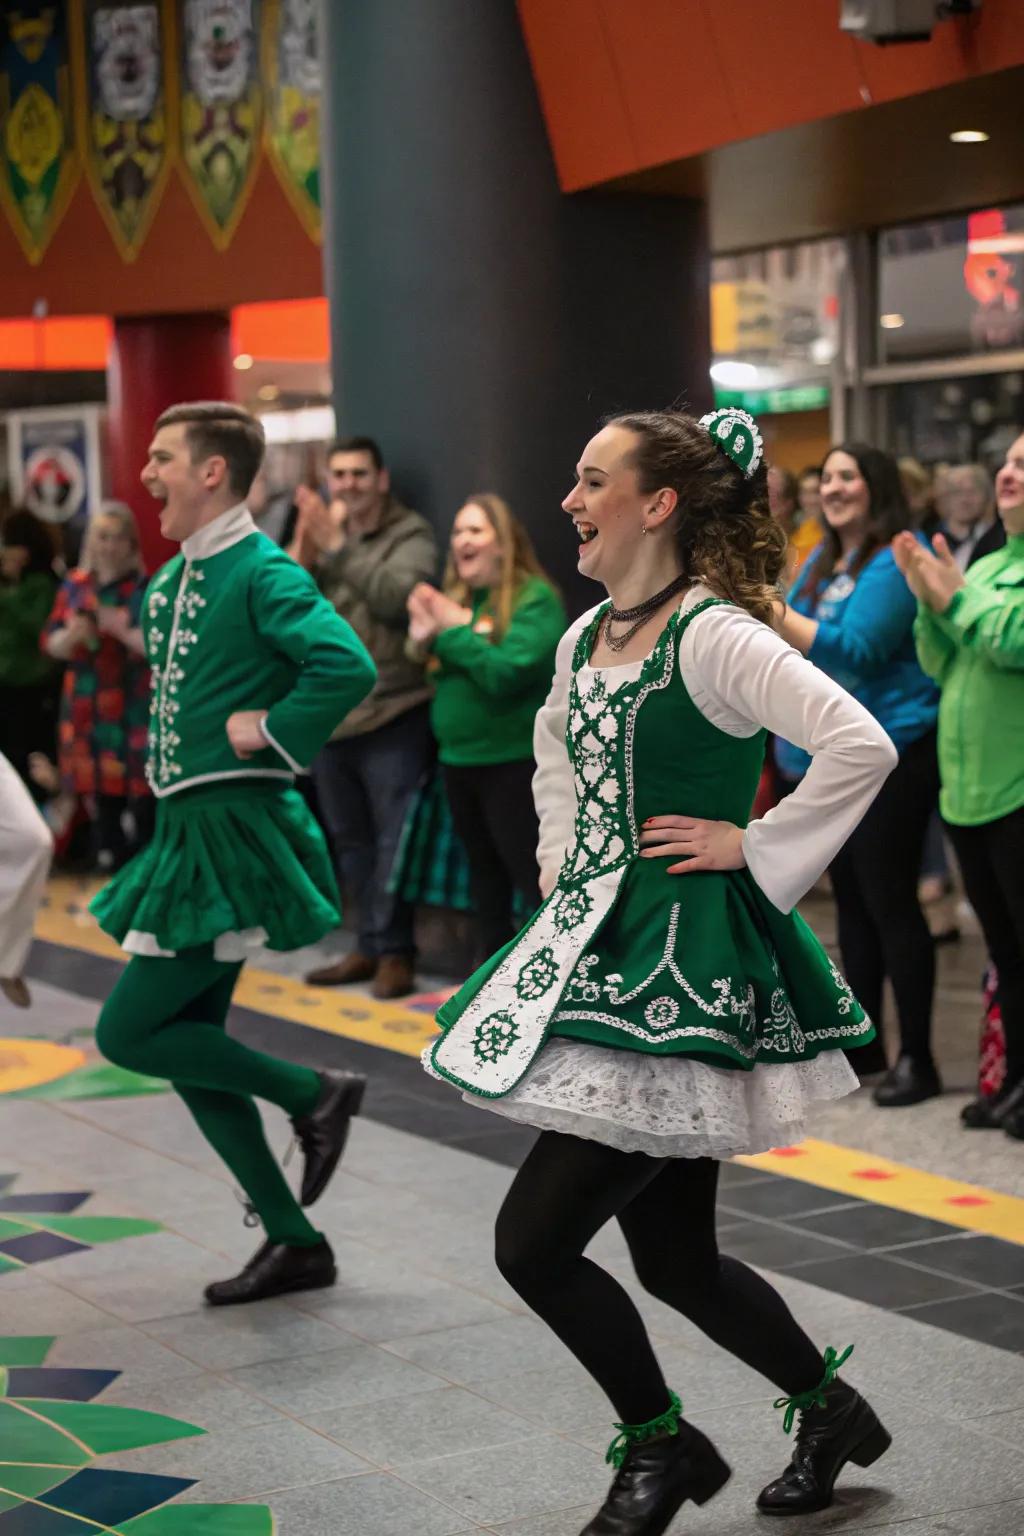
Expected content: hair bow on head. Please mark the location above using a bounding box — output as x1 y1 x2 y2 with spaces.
698 407 764 479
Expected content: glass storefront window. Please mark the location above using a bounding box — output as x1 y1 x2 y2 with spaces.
881 370 1024 470
878 204 1024 362
710 240 845 414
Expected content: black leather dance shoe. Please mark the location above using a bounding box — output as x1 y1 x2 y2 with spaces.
756 1379 891 1515
872 1054 942 1108
580 1421 731 1535
204 1238 337 1305
961 1077 1024 1130
292 1069 367 1206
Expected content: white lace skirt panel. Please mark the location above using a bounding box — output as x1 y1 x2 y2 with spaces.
425 1037 859 1159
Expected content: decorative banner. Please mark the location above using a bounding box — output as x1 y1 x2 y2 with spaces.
179 0 262 249
262 0 320 243
73 0 174 262
7 405 104 560
0 3 78 263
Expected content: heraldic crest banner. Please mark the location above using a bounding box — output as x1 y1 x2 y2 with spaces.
74 0 174 261
179 0 263 248
0 3 78 263
262 0 320 243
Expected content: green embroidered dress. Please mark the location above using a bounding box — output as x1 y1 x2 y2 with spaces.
90 506 377 960
425 592 895 1157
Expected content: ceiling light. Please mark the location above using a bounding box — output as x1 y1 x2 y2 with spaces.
710 360 758 387
233 353 254 370
949 129 989 144
879 313 905 329
258 383 280 401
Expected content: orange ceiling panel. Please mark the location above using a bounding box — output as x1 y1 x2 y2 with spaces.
518 0 1024 192
0 315 112 370
517 0 640 189
231 298 330 363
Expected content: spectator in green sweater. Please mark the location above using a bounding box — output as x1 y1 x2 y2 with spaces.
408 494 565 960
0 509 59 789
894 428 1024 1140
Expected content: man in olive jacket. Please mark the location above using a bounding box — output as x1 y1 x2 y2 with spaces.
289 436 438 997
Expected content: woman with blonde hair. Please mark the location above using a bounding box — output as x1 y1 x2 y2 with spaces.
407 493 565 958
43 501 152 869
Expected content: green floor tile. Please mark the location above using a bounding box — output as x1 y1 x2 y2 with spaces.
34 1400 204 1456
119 1505 273 1535
29 1216 163 1244
0 1401 92 1467
0 1219 33 1242
0 1462 72 1514
0 1338 55 1367
13 1063 169 1101
0 1254 24 1274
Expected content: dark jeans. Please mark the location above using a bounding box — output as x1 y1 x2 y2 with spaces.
94 794 156 869
444 758 542 962
0 681 57 794
830 727 940 1065
946 804 1024 1086
312 704 434 959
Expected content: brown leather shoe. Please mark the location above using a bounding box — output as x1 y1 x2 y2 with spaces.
305 952 377 987
372 954 416 1000
1 977 31 1008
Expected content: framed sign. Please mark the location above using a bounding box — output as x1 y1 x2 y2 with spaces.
7 406 105 552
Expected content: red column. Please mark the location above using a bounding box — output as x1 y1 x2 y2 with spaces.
108 313 233 572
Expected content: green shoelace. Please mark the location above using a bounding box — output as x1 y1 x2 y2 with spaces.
773 1345 854 1436
605 1389 684 1468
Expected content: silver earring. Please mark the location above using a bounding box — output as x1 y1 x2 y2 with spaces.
641 524 648 537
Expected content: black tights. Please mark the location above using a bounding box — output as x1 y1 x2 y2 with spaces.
495 1131 826 1425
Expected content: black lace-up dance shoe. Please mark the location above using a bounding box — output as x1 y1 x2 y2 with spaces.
291 1069 367 1206
204 1238 336 1306
580 1390 731 1535
757 1346 891 1515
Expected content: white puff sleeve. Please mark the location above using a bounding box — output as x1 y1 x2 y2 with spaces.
680 603 898 913
531 606 600 895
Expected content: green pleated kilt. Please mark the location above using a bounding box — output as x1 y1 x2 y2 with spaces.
90 779 341 955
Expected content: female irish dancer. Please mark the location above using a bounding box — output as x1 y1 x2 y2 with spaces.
425 408 896 1535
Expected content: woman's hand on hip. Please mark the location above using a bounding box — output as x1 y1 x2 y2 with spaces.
639 815 747 875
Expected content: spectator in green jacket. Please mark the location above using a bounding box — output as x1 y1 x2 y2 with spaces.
408 494 565 961
0 508 59 789
894 428 1024 1140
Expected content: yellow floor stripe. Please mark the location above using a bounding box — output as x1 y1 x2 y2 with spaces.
35 877 441 1058
33 878 1024 1247
737 1139 1024 1246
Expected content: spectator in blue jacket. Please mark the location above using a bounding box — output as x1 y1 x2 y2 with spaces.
776 444 941 1108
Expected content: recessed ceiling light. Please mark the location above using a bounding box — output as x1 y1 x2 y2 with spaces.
879 313 905 329
258 383 280 401
949 129 989 144
233 353 254 370
710 360 759 387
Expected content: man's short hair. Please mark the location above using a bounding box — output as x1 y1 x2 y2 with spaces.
155 401 266 498
329 435 384 471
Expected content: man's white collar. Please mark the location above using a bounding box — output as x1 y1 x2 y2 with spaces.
181 503 256 562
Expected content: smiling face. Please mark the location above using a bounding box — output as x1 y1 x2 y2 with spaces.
89 514 136 580
995 432 1024 537
562 424 660 586
140 423 220 543
820 449 872 548
327 449 388 523
451 503 502 590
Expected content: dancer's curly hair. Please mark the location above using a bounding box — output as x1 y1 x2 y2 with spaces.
607 410 786 625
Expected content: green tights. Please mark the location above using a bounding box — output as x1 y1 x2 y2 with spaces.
96 948 322 1247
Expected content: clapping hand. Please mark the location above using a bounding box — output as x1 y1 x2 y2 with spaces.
407 583 473 642
96 605 129 638
639 815 747 875
893 531 965 612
